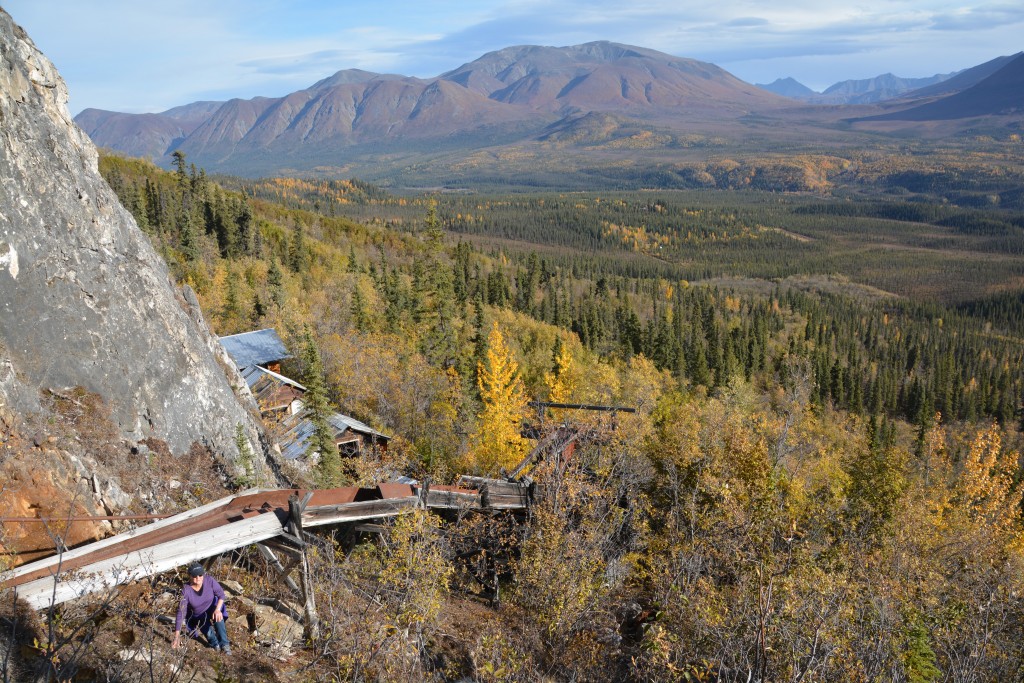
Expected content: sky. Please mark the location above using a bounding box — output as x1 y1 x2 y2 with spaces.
3 1 1022 115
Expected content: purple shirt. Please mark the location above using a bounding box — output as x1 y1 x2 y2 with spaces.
175 576 227 632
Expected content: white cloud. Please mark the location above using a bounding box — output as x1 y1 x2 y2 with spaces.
3 0 1021 113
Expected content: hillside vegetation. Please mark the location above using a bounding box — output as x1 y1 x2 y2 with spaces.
59 153 1024 680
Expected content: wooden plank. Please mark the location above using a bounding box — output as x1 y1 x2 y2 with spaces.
424 490 481 509
301 498 419 527
485 495 529 507
13 512 285 610
508 428 564 479
484 490 530 500
457 476 528 495
275 531 307 549
484 483 530 496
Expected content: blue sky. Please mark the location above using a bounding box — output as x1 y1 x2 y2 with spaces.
4 0 1022 115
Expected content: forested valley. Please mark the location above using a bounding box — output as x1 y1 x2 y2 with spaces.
95 152 1024 681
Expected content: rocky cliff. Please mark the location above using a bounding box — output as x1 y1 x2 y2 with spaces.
0 9 262 460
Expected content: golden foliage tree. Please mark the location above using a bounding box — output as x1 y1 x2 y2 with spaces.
544 337 577 405
955 424 1022 540
469 323 528 474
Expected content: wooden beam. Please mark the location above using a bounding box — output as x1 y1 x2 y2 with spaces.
424 489 482 509
301 498 420 527
261 538 302 557
255 543 302 597
275 531 307 549
289 495 320 641
12 512 285 610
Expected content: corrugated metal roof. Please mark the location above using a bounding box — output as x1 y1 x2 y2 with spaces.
242 365 306 414
219 328 291 369
222 330 390 461
240 365 306 392
279 416 316 460
327 412 387 440
277 410 390 461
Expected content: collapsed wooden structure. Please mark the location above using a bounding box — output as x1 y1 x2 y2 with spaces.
1 477 531 617
1 407 609 637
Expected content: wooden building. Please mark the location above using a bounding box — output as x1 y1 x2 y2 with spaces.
226 330 391 458
219 328 291 373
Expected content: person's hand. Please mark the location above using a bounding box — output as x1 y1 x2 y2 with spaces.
172 633 181 649
212 609 224 622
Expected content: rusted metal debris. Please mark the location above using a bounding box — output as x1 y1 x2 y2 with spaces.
1 476 530 610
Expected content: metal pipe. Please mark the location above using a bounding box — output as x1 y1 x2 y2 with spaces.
528 401 637 413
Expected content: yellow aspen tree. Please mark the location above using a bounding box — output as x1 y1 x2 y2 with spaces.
470 322 528 474
957 424 1023 545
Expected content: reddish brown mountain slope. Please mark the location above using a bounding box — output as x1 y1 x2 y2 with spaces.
441 41 787 114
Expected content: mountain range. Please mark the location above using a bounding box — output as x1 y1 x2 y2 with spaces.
757 72 955 104
76 41 1024 187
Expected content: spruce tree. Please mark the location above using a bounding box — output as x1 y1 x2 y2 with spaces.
301 329 341 487
289 224 308 273
172 150 188 188
267 258 286 309
178 211 200 263
347 245 359 274
234 423 257 488
236 196 254 256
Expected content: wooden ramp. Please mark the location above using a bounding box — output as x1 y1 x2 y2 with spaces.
2 478 530 611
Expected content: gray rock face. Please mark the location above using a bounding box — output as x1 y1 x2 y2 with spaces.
0 10 262 459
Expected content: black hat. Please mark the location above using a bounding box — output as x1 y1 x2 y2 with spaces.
188 564 204 578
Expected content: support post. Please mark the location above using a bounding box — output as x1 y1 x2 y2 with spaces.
288 494 319 641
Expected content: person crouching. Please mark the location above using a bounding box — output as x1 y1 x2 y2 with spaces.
171 563 231 654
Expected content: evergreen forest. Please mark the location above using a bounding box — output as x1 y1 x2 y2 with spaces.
92 152 1024 681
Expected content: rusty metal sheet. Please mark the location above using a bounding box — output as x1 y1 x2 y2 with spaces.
377 483 415 500
308 487 360 506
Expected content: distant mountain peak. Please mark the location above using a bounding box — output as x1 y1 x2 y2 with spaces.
72 42 1024 182
763 70 958 104
309 68 409 90
858 52 1024 122
756 77 816 98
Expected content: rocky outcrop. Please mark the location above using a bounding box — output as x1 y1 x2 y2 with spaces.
0 9 262 460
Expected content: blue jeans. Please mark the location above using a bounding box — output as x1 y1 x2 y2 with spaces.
187 612 229 649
